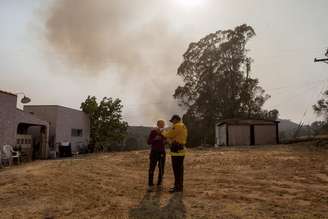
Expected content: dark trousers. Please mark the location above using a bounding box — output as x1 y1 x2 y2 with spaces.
148 151 166 186
171 156 185 191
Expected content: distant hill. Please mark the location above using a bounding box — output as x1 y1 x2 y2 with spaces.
122 126 152 150
278 119 312 140
279 119 299 132
123 120 312 148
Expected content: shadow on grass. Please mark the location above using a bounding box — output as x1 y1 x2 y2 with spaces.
129 191 186 219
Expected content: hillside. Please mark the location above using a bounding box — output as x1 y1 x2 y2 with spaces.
279 119 313 140
279 119 299 132
0 144 328 218
126 121 312 147
123 126 152 150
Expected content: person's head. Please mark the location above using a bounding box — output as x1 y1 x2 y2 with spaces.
169 114 181 124
157 119 165 129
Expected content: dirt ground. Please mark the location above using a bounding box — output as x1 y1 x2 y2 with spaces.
1 143 328 219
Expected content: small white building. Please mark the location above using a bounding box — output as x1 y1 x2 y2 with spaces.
1 90 91 160
215 119 279 146
24 105 90 154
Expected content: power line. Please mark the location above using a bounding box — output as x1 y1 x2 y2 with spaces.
266 79 327 94
298 80 327 125
266 82 324 109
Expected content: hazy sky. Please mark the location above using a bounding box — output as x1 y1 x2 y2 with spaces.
0 0 327 126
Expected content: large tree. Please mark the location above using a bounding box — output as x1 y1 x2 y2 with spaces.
81 96 128 151
174 24 276 146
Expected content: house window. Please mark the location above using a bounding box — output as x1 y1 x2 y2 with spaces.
71 129 83 137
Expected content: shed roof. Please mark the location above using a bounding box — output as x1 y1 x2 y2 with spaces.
0 90 17 96
217 118 279 126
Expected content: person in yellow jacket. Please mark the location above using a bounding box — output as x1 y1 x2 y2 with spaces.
162 114 188 193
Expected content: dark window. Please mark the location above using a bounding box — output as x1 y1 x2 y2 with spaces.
17 139 20 145
71 129 83 137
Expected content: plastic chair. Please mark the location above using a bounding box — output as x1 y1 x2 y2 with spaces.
2 145 21 166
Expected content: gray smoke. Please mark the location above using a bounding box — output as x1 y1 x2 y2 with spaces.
44 0 187 123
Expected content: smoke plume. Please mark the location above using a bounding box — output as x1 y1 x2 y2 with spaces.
44 0 187 124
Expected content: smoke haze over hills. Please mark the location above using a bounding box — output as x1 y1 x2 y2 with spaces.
1 0 328 125
44 0 190 123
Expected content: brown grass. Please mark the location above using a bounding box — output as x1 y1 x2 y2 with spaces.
0 144 328 218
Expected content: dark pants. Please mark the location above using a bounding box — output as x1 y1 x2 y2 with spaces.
171 156 185 191
148 150 166 186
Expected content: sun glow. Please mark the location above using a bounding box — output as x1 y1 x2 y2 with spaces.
175 0 206 8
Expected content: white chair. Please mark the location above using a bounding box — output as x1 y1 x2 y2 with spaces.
2 145 21 166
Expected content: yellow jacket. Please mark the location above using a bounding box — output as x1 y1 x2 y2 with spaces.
163 122 188 156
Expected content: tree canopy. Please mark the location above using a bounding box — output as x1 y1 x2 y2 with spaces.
313 90 328 120
174 24 278 146
81 96 128 151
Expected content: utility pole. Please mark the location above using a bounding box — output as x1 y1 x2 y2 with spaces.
314 48 328 64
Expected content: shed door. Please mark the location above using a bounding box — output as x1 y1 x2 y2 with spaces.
254 125 277 145
216 124 226 146
228 125 250 146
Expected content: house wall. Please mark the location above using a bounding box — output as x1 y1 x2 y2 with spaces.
15 110 49 158
24 106 58 147
0 92 17 146
254 125 277 145
56 107 90 153
228 125 251 146
25 106 90 153
0 92 50 158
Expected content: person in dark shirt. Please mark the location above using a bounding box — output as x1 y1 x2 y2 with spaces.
147 119 166 192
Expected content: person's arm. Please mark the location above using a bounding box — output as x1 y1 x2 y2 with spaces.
162 126 177 140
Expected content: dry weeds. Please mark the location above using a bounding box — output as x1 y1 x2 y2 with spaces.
0 144 328 218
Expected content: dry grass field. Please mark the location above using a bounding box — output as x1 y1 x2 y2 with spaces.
1 143 328 218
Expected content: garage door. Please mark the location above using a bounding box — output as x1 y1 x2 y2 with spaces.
228 125 250 146
254 125 277 145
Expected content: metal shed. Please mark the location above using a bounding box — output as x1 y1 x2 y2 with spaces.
215 119 279 146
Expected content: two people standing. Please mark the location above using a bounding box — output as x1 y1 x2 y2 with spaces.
147 115 188 193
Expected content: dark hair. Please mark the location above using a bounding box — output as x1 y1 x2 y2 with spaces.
169 114 181 122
